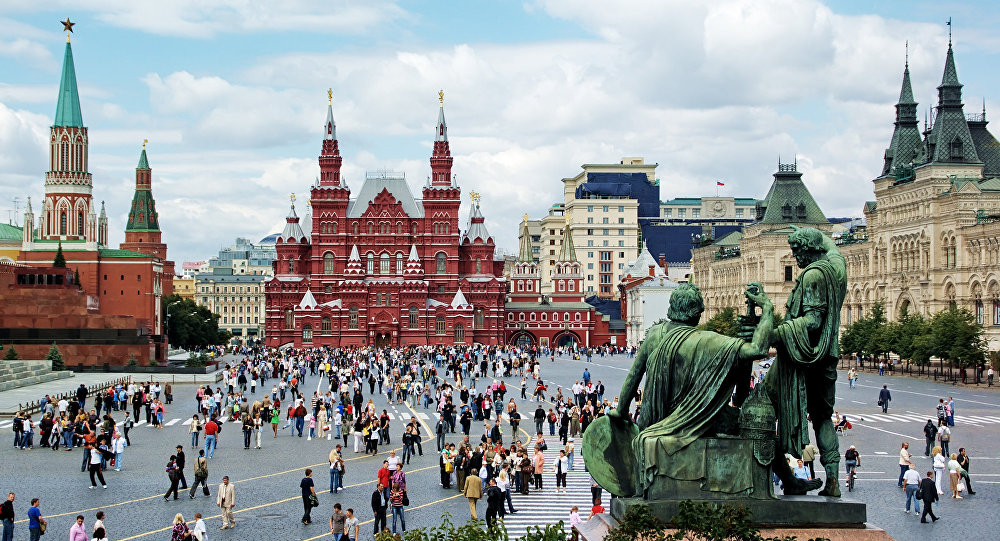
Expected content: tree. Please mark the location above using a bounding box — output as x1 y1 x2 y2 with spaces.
53 242 66 267
46 343 65 370
164 294 228 349
701 307 739 337
73 268 81 288
929 306 986 369
3 345 19 360
892 309 929 366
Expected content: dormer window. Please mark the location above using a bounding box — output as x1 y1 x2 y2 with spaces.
950 137 964 159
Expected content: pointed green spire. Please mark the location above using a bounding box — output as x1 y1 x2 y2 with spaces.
898 63 915 105
53 41 84 127
558 222 577 262
137 147 149 170
940 42 961 89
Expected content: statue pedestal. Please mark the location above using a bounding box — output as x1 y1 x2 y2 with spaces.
611 495 867 529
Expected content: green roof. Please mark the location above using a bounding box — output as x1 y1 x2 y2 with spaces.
125 189 160 232
98 248 149 258
662 198 701 205
137 148 149 170
0 223 23 242
757 165 827 225
713 231 743 246
53 41 84 128
734 198 757 205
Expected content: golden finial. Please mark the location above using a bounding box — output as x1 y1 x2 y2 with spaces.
62 18 75 42
522 213 529 223
290 193 296 205
328 88 332 105
470 191 480 204
438 89 444 106
142 138 148 150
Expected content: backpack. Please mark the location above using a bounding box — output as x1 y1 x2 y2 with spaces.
194 457 208 477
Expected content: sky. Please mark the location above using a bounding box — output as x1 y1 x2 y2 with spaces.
3 0 1000 265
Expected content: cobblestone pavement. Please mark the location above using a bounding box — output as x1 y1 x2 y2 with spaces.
1 353 997 540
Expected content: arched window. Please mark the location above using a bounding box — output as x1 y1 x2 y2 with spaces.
396 253 404 274
288 259 295 273
435 316 446 335
330 222 337 234
60 141 68 170
564 312 570 321
508 313 514 321
436 252 447 274
284 309 294 329
380 253 390 274
302 325 313 343
397 223 403 234
367 223 373 234
530 313 536 321
366 253 374 274
454 324 465 343
324 252 335 274
517 281 523 292
75 143 83 171
575 312 581 321
353 223 359 234
349 307 359 329
412 223 418 235
380 222 389 234
60 211 67 235
409 306 419 329
474 308 484 329
77 211 84 236
568 280 575 291
975 298 985 324
475 258 482 273
558 280 565 292
518 313 525 321
321 317 331 332
552 312 559 322
541 312 547 321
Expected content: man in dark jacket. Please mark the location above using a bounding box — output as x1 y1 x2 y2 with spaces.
957 448 976 495
77 384 88 410
1 492 14 541
923 420 938 456
371 482 387 536
878 385 891 413
918 471 939 523
484 478 504 529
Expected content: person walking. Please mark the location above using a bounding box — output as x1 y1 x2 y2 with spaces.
217 476 236 529
0 492 14 541
189 450 210 498
918 471 939 523
957 448 976 495
484 478 504 529
164 455 181 500
122 412 133 446
389 482 406 534
878 384 891 413
175 445 189 490
463 470 482 520
533 447 545 491
922 421 937 457
947 453 966 499
329 503 346 541
171 513 191 541
344 508 359 541
68 515 87 541
191 513 206 541
111 431 126 471
26 498 45 541
92 511 107 541
203 416 219 459
87 440 107 489
555 449 569 494
902 465 921 514
300 468 316 525
897 442 913 487
189 415 201 448
932 446 946 495
370 482 387 537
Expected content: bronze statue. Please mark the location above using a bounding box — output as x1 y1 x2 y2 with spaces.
584 226 847 504
765 226 847 497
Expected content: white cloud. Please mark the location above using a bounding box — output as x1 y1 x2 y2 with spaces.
0 0 979 265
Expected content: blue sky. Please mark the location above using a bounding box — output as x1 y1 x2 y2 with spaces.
2 0 1000 264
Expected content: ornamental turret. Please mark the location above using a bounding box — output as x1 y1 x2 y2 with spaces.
429 90 453 187
319 89 343 187
881 46 923 177
924 36 980 165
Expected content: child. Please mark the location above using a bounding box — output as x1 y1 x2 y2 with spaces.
569 506 582 541
588 498 605 520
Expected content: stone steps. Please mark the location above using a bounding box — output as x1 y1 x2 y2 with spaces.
0 359 75 392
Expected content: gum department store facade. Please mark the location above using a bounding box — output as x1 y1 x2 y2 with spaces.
693 40 1000 351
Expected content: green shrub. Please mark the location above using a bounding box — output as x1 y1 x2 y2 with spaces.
46 343 65 370
3 346 19 360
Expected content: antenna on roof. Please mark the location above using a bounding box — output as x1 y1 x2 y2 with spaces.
946 17 952 46
905 40 909 67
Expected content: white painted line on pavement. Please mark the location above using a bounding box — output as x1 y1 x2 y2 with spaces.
164 418 180 426
874 451 888 455
854 423 921 440
851 400 866 405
